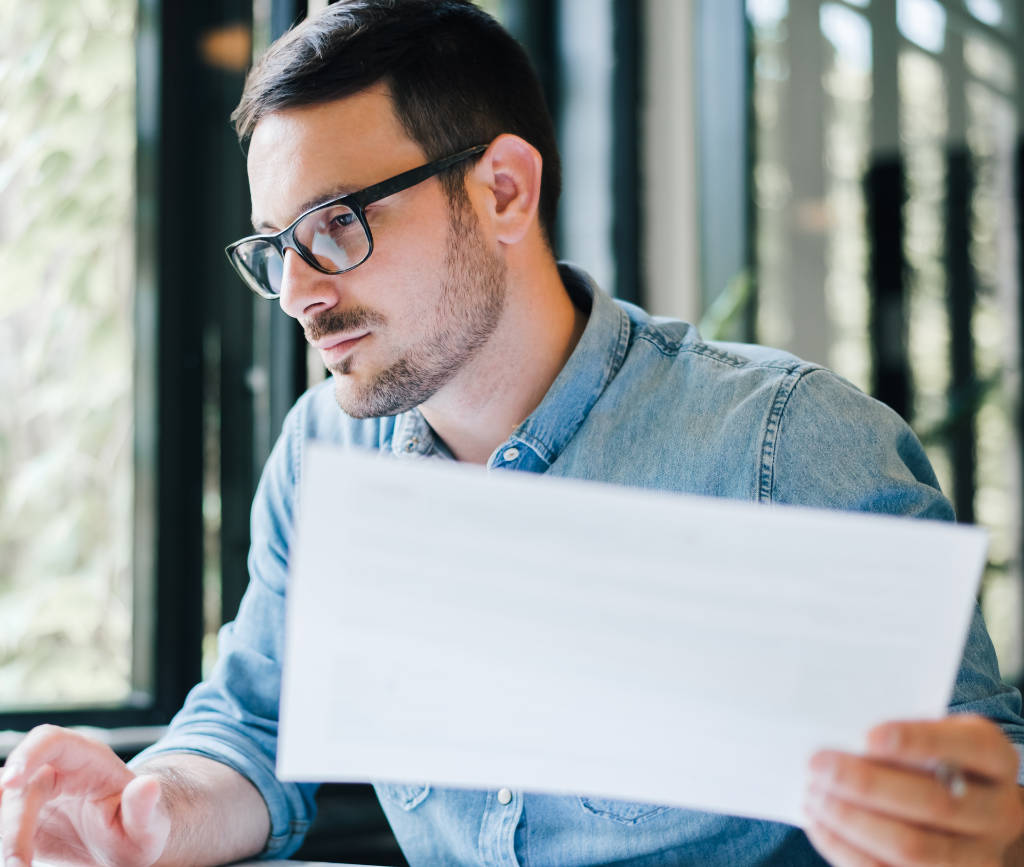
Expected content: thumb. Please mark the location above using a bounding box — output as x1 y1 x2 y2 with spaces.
121 775 170 852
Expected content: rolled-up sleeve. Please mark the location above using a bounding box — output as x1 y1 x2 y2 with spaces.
130 396 318 859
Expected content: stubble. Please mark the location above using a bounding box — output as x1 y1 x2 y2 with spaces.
312 195 507 418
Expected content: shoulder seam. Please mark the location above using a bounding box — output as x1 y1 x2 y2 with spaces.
757 363 823 503
634 330 807 375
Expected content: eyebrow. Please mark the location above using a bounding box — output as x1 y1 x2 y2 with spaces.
250 184 357 233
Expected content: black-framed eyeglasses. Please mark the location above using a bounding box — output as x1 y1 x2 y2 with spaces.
225 144 489 299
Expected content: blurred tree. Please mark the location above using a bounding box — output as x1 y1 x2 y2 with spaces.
0 0 135 707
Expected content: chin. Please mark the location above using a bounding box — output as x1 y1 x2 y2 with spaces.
331 374 366 418
331 375 392 420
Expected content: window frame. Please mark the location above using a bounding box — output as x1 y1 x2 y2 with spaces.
0 0 253 733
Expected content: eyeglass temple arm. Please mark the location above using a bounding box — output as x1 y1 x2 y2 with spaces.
347 144 489 209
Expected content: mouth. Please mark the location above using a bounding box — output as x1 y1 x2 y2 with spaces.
315 331 370 363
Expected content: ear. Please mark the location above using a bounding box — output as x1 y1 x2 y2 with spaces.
472 134 543 246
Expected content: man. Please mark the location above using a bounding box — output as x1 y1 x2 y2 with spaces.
2 1 1024 864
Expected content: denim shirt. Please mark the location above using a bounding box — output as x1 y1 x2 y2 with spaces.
133 264 1024 866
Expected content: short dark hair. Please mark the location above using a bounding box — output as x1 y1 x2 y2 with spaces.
232 0 561 248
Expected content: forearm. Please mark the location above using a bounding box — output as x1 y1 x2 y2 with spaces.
136 754 271 867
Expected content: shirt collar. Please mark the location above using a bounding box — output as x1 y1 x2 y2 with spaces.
391 263 631 469
390 408 451 459
496 263 630 470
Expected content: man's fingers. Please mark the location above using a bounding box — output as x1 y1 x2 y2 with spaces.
2 725 131 795
808 750 1020 836
805 785 997 866
1 763 58 867
867 715 1020 783
804 818 887 867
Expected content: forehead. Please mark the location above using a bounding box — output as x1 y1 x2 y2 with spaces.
246 85 427 230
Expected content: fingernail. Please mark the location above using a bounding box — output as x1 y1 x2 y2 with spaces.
0 763 21 786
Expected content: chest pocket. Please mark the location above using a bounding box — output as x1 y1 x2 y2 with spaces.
378 783 431 811
578 796 671 824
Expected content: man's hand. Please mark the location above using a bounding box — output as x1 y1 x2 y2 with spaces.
0 724 170 867
804 714 1024 866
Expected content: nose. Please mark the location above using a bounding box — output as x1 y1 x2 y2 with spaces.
277 248 341 320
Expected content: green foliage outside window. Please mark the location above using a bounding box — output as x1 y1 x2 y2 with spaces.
0 0 136 707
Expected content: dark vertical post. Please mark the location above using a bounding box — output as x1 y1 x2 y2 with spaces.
610 0 643 306
501 0 562 253
265 0 310 459
502 0 561 133
743 12 757 341
866 0 911 418
943 30 976 524
206 4 260 628
145 0 208 713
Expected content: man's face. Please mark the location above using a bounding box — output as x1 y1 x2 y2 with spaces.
246 86 506 418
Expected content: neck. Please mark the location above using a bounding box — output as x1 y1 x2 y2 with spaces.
419 259 587 464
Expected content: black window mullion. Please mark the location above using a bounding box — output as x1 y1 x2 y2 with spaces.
150 0 206 717
212 3 261 628
500 0 563 255
866 0 911 419
942 25 977 525
610 0 643 307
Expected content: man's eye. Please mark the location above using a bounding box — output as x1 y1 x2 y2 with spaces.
331 212 356 228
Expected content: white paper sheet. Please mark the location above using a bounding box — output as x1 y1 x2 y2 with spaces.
278 444 988 828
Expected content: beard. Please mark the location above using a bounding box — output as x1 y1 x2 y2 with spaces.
303 195 507 419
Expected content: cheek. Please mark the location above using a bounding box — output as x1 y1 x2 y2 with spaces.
353 256 444 343
362 227 451 311
366 194 451 273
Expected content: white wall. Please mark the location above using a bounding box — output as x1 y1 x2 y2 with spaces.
557 0 616 293
642 0 701 324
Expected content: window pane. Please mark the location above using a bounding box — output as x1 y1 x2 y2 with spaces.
750 3 1024 683
966 0 1006 30
897 0 947 55
0 0 137 708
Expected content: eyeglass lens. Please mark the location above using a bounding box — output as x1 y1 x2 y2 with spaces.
235 241 284 297
236 201 370 296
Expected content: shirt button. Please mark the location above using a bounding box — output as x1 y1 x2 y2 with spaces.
502 447 520 462
497 788 513 805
